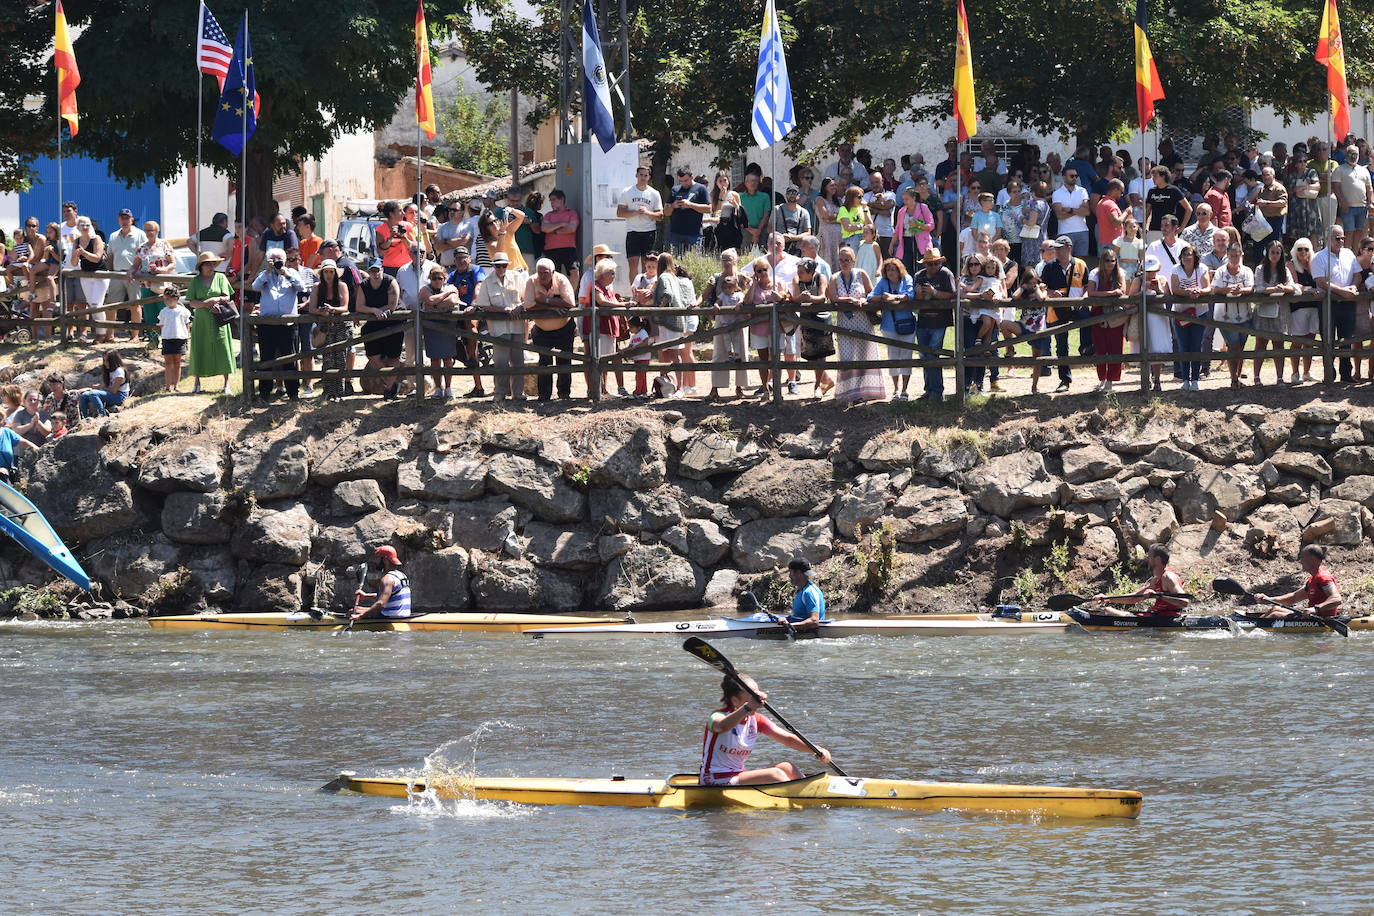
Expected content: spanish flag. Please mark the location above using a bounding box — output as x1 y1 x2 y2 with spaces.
953 0 977 142
415 0 437 140
1316 0 1350 141
54 0 81 137
1134 0 1165 132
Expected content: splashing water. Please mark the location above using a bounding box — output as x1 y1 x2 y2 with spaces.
389 720 531 820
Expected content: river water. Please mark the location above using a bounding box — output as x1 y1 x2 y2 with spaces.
2 617 1370 915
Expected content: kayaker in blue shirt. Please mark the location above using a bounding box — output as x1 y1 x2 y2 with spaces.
351 546 412 621
786 557 828 630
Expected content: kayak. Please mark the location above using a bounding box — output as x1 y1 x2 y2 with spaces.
527 612 1071 639
322 771 1142 819
1067 609 1374 633
0 479 90 591
147 611 629 632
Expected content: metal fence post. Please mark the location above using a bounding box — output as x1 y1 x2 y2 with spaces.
590 300 601 402
1321 283 1334 383
413 305 424 401
952 301 965 404
240 309 252 401
1138 292 1150 393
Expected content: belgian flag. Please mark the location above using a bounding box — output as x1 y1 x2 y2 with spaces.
1134 0 1164 132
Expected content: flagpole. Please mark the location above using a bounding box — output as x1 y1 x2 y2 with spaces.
237 8 250 402
1138 122 1149 392
1324 100 1334 383
954 135 963 403
195 2 204 244
413 117 424 402
56 114 65 345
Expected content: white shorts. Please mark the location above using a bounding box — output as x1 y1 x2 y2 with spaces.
656 330 683 350
1290 307 1320 337
591 332 619 359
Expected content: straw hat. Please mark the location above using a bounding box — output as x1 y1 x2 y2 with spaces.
584 243 618 264
195 251 223 267
920 248 945 264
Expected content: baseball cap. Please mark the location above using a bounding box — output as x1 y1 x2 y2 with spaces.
1054 236 1072 248
367 257 384 270
374 545 400 563
785 185 800 195
117 208 134 217
787 557 812 572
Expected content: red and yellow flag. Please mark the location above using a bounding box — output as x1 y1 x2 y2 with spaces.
54 0 81 136
953 0 977 142
1134 0 1165 132
1316 0 1350 141
414 0 436 140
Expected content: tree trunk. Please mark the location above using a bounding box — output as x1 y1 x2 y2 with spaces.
240 148 279 224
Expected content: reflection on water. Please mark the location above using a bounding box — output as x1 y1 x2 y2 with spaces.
1 621 1372 914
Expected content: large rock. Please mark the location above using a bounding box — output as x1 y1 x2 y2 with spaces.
703 568 740 607
1328 474 1374 508
677 431 765 480
1141 443 1199 473
659 519 731 567
486 453 585 522
135 439 225 493
599 544 704 611
234 564 302 611
1120 493 1179 549
580 419 668 488
1329 445 1374 478
587 486 682 532
914 439 981 482
831 474 894 539
1165 523 1247 573
27 433 140 543
965 452 1059 517
1193 420 1258 465
231 440 309 500
405 546 471 609
890 485 971 544
470 559 585 611
311 427 412 485
397 452 487 501
84 533 181 599
330 479 388 517
1172 467 1266 524
161 491 231 544
1255 420 1291 454
1269 450 1333 485
1102 425 1171 455
524 523 600 569
856 436 915 471
1245 503 1302 554
1059 444 1122 484
1296 403 1349 425
1308 498 1363 545
181 548 236 603
1066 478 1124 504
231 504 315 566
448 497 528 554
778 428 836 458
315 510 401 566
1290 421 1362 451
731 516 834 573
722 459 833 517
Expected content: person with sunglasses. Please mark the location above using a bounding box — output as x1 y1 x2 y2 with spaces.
1051 168 1091 260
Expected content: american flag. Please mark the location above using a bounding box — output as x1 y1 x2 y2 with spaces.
198 2 232 88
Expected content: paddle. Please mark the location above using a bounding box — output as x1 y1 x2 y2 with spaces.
741 590 797 641
345 563 368 632
681 636 847 776
1046 591 1194 612
1212 576 1349 637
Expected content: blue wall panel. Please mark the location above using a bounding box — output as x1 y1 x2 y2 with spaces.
17 156 161 238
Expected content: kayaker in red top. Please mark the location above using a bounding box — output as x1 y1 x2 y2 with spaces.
700 674 830 787
1258 545 1342 618
1092 544 1190 618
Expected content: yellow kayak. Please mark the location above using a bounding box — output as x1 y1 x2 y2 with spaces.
324 771 1142 819
148 611 628 632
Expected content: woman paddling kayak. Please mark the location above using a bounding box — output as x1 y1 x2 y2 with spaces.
700 674 831 786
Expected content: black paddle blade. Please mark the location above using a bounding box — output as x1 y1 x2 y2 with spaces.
1045 593 1085 611
1212 577 1248 597
1325 617 1351 638
682 637 735 676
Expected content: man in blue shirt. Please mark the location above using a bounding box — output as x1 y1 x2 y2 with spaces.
786 557 828 630
251 250 306 401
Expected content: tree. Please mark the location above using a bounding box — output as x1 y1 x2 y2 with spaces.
431 87 510 176
2 0 482 215
0 7 55 190
460 0 1374 172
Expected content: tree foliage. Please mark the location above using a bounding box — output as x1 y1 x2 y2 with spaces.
1 0 488 211
462 0 1374 169
431 87 510 176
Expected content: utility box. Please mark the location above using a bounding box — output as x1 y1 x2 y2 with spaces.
555 141 643 294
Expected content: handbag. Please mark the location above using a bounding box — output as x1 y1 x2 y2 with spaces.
892 312 917 335
311 327 327 348
1241 207 1271 241
211 301 239 327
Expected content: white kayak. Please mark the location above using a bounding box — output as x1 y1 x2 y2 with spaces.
526 612 1071 639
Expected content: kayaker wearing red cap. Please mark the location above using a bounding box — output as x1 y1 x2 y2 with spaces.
350 546 412 621
700 673 831 786
1259 544 1342 618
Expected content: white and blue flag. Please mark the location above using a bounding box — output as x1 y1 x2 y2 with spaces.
581 0 617 153
751 0 795 148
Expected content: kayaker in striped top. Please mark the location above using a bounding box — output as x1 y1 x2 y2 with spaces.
786 557 829 630
1092 544 1190 619
1258 545 1342 619
350 546 412 621
700 674 831 787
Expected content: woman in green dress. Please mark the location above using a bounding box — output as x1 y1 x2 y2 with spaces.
186 251 237 394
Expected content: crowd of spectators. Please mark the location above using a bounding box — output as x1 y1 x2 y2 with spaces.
3 130 1374 406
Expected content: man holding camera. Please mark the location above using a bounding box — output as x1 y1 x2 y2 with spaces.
251 250 306 402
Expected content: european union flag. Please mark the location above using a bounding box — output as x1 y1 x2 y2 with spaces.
211 13 256 156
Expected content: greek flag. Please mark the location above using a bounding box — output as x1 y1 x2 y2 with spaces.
751 0 795 148
581 0 617 153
